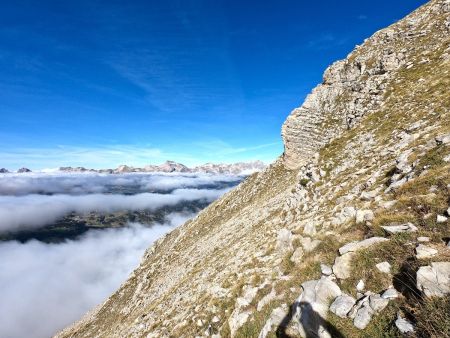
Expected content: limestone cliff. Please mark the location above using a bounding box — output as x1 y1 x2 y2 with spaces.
57 1 450 337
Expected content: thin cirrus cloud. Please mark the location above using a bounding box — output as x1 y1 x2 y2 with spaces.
0 213 191 338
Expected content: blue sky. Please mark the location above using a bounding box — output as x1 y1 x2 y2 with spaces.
0 0 427 169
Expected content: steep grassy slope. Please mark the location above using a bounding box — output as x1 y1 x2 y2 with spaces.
57 1 449 337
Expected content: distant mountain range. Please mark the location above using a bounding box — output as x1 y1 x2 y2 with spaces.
0 160 266 175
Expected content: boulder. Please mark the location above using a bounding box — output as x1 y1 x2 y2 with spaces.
293 277 341 338
355 209 374 224
415 244 438 259
329 294 356 318
338 237 389 255
300 236 321 252
395 314 415 334
258 305 288 338
290 247 304 264
381 288 399 299
320 264 333 276
353 305 373 329
437 215 448 223
435 133 450 145
356 280 365 292
228 310 251 337
257 289 276 311
381 222 418 234
276 229 293 253
368 294 389 313
333 253 354 279
417 262 450 297
376 261 391 274
417 236 430 242
360 190 378 201
303 221 317 236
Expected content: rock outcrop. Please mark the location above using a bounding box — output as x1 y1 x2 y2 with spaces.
56 1 450 337
282 0 449 169
17 167 31 173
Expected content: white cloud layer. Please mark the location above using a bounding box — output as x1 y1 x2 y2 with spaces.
0 213 190 338
0 188 229 233
0 172 241 196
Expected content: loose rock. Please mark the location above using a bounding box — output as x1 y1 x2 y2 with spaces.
339 237 389 255
395 314 415 334
417 262 450 297
381 222 417 234
376 261 391 274
381 288 398 299
333 253 354 279
320 264 333 276
437 215 448 223
356 280 365 292
329 294 356 318
415 244 438 259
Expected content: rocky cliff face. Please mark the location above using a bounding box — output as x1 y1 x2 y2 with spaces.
57 1 450 337
282 0 449 169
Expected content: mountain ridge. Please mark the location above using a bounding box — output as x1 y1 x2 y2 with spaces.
0 161 266 175
56 1 450 337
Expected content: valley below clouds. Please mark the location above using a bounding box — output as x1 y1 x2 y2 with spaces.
0 171 244 338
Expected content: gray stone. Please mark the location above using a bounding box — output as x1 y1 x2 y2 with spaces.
395 314 415 334
381 222 417 234
276 229 293 253
381 288 399 299
415 244 438 259
376 261 391 274
437 215 448 223
329 294 356 318
300 236 322 252
435 133 450 145
356 280 365 291
333 253 354 279
369 294 389 313
353 305 373 329
379 200 397 209
290 247 304 264
228 309 251 337
417 262 450 297
293 277 341 338
360 190 378 201
258 305 288 338
257 290 276 311
343 206 357 218
355 209 374 224
338 237 389 255
417 236 430 242
303 221 317 236
320 264 333 276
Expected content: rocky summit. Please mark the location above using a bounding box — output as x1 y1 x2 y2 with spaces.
58 160 266 175
57 1 450 337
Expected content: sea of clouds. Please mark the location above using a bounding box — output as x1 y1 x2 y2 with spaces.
0 172 241 233
0 172 243 338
